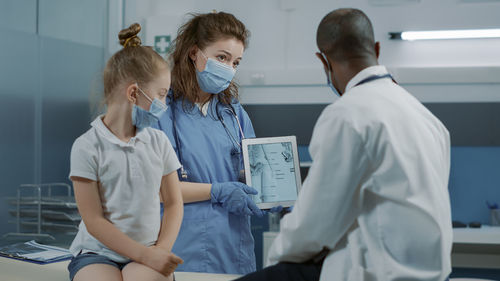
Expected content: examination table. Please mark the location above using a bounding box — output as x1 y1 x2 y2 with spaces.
4 257 495 281
0 258 241 281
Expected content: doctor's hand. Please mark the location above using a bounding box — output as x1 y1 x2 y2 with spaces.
211 182 263 217
140 246 183 276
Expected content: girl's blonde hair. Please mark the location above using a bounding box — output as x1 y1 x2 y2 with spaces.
102 23 168 104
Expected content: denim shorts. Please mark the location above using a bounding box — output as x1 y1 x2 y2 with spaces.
67 252 131 280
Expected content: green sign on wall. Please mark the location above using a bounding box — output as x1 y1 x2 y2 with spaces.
154 35 171 54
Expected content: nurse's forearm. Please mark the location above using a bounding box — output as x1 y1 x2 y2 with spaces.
179 182 211 203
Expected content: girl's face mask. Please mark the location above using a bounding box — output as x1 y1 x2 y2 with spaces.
132 87 167 129
195 51 236 94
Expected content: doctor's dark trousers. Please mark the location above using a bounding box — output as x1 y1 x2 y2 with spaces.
233 260 323 281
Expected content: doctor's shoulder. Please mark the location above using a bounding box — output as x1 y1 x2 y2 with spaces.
316 100 372 137
329 90 382 119
320 97 357 120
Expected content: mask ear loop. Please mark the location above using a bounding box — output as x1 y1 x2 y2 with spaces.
193 50 209 72
321 53 342 97
137 86 154 103
199 50 209 60
320 53 332 80
137 86 168 113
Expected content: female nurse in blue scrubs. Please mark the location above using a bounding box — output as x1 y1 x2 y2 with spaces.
155 12 262 275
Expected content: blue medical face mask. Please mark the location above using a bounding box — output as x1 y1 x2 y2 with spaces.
327 72 341 98
132 87 167 129
321 53 341 97
196 51 236 94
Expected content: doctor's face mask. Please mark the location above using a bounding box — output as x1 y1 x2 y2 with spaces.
321 53 341 97
195 50 237 94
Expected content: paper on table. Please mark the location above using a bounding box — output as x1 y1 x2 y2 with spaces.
0 240 72 264
23 250 67 260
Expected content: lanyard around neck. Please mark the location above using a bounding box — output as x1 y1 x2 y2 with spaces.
354 73 393 88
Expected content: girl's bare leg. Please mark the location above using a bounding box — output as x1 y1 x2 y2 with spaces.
73 264 123 281
122 262 173 281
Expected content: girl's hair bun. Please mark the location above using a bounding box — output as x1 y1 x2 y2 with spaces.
119 23 142 47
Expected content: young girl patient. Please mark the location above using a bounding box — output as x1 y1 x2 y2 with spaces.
67 23 183 281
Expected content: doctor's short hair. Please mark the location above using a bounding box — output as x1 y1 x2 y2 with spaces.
169 11 250 108
316 8 376 62
102 23 169 105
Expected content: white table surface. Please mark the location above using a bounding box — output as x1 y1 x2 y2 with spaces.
451 226 500 269
265 226 500 245
264 227 500 269
0 258 241 281
452 226 500 244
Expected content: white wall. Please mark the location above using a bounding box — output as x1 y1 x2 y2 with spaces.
38 0 108 48
121 0 500 103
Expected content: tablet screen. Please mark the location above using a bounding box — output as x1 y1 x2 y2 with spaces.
247 141 298 204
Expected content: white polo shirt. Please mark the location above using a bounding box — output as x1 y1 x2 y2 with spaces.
69 115 181 262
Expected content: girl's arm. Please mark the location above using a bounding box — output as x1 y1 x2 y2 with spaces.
72 177 148 260
72 177 182 275
156 171 184 251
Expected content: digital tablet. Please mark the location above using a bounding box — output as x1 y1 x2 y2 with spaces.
242 136 302 209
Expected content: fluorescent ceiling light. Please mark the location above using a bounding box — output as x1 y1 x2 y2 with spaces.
369 0 420 6
389 29 500 40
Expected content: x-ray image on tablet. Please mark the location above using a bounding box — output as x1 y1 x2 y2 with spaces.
242 136 301 209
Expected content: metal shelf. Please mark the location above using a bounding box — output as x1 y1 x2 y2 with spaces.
6 197 77 208
3 183 80 241
8 209 80 222
8 220 79 233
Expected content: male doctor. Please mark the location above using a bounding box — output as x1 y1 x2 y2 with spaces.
236 8 452 281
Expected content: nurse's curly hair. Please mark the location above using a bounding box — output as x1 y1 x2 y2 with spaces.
169 11 249 110
102 23 168 104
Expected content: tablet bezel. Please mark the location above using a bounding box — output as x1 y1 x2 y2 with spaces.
242 136 302 209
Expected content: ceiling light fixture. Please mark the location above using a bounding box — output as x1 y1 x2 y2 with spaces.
389 29 500 40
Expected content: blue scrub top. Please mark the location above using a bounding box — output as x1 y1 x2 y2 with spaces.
155 95 256 274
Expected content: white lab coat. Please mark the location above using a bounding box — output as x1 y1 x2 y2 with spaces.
267 65 452 281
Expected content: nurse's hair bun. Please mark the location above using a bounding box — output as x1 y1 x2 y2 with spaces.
119 23 142 47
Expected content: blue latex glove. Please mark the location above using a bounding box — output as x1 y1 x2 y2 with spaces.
211 182 263 217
